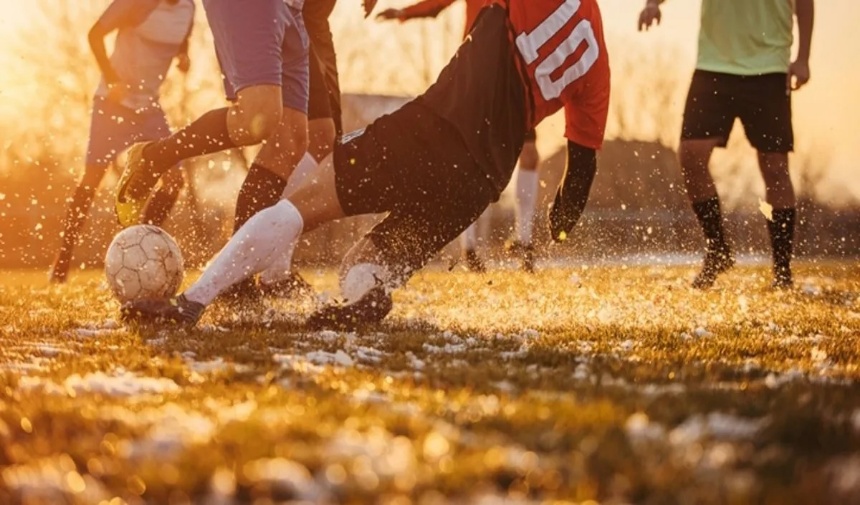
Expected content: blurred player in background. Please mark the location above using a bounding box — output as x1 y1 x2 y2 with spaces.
122 0 610 329
114 0 310 249
639 0 814 289
49 0 194 284
378 0 544 273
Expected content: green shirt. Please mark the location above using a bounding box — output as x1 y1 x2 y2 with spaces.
697 0 795 75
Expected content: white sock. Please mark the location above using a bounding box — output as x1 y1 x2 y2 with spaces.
184 200 304 306
515 169 539 245
460 222 478 251
340 262 390 301
281 152 318 199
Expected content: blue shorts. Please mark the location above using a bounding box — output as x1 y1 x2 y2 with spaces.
204 0 309 114
85 96 171 168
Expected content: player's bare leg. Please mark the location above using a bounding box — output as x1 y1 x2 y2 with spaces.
680 138 735 289
509 139 540 272
758 151 796 288
50 164 109 283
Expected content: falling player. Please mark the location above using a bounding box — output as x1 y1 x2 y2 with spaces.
122 0 610 329
49 0 195 283
378 0 544 272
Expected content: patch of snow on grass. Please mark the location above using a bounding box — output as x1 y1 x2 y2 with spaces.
63 370 180 396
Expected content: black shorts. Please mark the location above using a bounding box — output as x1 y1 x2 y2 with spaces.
681 70 793 153
524 128 537 142
303 0 343 133
334 99 497 276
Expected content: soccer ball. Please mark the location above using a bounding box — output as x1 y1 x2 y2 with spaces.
104 225 184 303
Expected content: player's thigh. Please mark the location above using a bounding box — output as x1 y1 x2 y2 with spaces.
203 0 305 106
307 45 332 123
681 70 738 146
737 73 794 153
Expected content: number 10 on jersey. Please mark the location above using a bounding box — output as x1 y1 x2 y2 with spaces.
515 0 599 101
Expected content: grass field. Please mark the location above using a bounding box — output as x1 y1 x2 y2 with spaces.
1 261 859 504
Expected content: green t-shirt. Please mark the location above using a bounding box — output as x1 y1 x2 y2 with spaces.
697 0 795 75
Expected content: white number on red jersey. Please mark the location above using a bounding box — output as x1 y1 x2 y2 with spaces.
515 0 599 100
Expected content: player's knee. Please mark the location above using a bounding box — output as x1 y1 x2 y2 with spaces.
230 107 283 145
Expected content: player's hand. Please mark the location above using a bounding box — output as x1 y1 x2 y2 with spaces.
376 8 403 21
638 3 662 31
176 53 191 73
363 0 379 18
787 59 810 92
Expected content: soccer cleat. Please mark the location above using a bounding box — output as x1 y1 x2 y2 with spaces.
258 272 314 299
115 142 152 227
121 294 205 326
464 249 486 273
691 245 735 289
507 241 536 273
306 286 393 330
772 266 793 290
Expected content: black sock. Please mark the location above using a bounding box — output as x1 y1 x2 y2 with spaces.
132 108 236 198
692 197 728 252
767 207 796 277
233 163 288 233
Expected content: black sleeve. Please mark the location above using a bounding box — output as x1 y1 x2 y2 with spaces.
548 140 597 242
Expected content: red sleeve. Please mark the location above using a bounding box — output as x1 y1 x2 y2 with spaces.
398 0 459 20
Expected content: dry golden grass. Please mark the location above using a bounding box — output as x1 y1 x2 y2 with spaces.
1 261 859 504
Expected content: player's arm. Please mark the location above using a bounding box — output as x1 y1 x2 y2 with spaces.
176 9 194 74
88 0 157 98
548 141 598 243
377 0 457 22
789 0 814 91
638 0 665 31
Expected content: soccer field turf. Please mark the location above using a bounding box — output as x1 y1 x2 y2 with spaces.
1 262 859 503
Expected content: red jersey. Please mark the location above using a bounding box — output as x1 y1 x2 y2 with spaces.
420 1 609 193
502 0 610 149
397 0 485 38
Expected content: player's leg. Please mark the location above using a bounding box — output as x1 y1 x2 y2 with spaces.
741 73 796 288
52 96 135 283
115 0 296 225
458 224 484 272
510 131 540 272
679 70 738 289
139 108 186 226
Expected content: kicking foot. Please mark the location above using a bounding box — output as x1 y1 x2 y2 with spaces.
306 286 393 331
115 141 153 227
692 246 735 289
121 294 205 326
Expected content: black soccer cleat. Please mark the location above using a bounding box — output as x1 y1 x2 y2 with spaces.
507 240 536 273
121 294 205 326
772 265 793 290
691 245 735 289
305 286 393 331
464 249 486 273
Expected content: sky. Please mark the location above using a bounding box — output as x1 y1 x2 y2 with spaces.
0 0 857 202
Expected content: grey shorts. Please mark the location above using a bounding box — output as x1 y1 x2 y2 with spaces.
203 0 309 114
85 96 171 168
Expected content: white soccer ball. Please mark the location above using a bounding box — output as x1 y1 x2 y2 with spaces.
104 225 184 303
